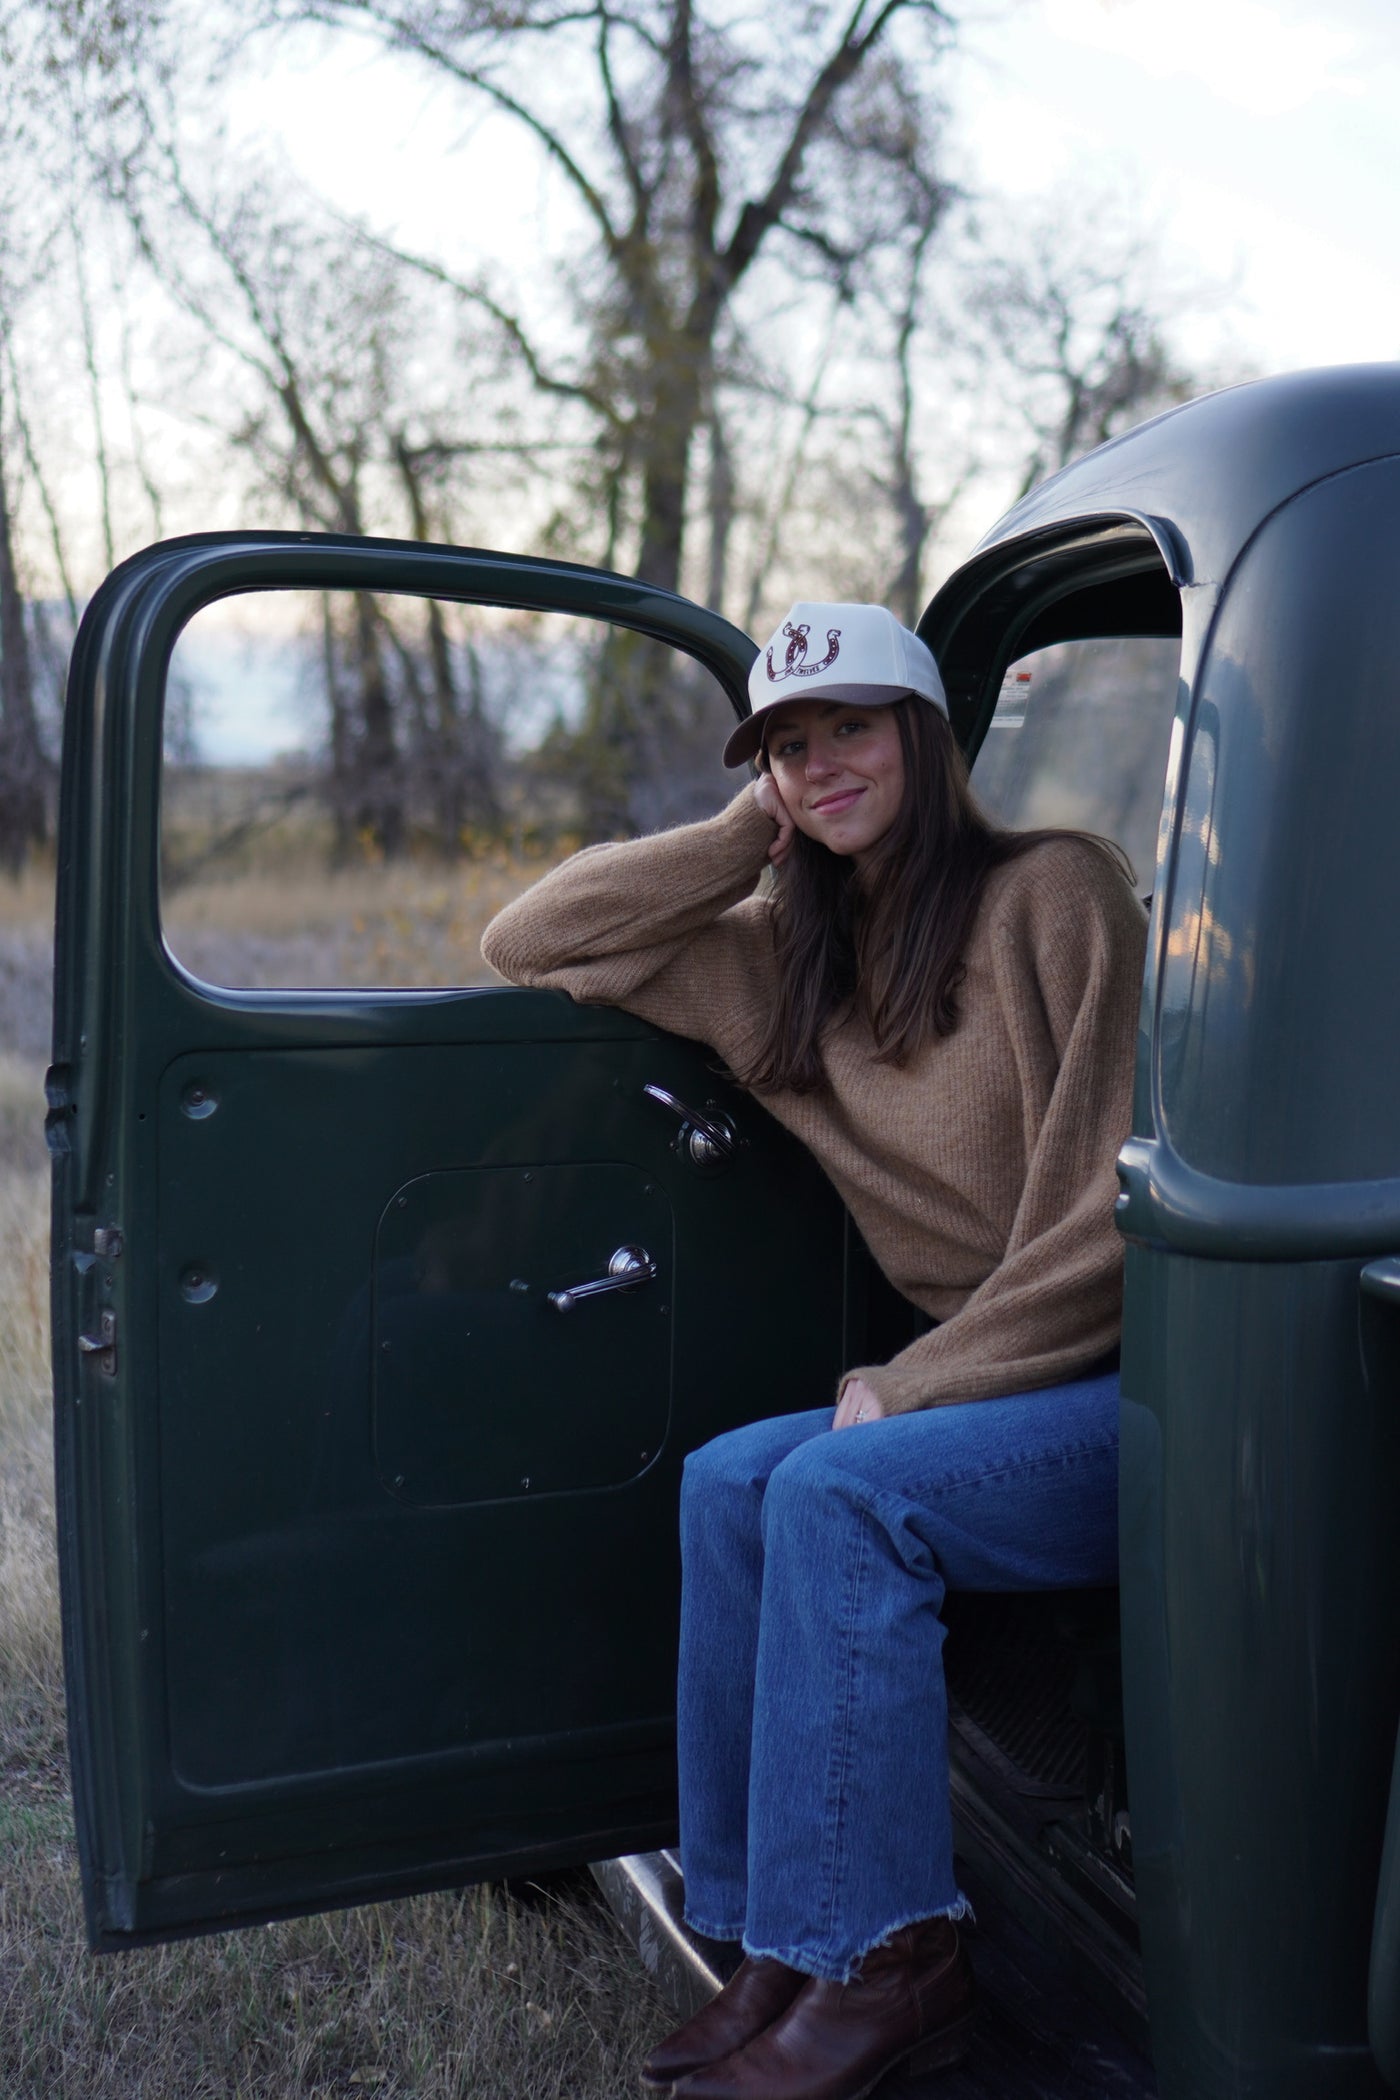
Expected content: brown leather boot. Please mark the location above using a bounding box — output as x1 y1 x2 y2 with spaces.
640 1955 807 2092
668 1917 975 2100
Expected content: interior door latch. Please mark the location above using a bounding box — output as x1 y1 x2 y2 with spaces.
548 1245 657 1313
643 1083 740 1171
78 1308 118 1376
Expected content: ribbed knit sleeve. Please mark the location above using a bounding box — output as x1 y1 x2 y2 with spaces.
839 846 1146 1413
480 786 778 1051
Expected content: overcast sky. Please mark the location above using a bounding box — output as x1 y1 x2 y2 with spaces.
949 0 1400 371
238 0 1400 383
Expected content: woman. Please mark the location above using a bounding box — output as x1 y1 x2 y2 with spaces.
482 601 1146 2100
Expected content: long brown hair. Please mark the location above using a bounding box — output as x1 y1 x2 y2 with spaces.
737 697 1133 1095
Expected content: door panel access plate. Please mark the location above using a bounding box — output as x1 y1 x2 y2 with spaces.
374 1163 672 1506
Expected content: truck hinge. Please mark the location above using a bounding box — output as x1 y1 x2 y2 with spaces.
77 1308 117 1376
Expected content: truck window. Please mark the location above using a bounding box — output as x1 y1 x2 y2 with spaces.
970 634 1181 896
160 590 737 989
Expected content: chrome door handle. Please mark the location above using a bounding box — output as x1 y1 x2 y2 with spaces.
547 1244 657 1313
1360 1257 1400 1305
643 1084 738 1170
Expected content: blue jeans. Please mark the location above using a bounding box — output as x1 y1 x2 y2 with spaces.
676 1374 1120 1981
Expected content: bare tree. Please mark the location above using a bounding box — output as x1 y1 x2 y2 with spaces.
0 1 83 867
0 366 48 870
965 200 1200 500
106 137 515 850
393 435 504 850
859 160 968 627
247 0 955 604
21 2 1213 861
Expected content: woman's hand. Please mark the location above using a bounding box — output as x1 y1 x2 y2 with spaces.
752 772 796 866
832 1377 885 1430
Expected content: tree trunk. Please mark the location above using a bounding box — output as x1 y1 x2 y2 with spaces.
706 408 734 615
351 591 404 856
322 593 355 862
566 338 706 836
394 435 501 849
633 348 705 594
0 413 48 873
888 461 926 630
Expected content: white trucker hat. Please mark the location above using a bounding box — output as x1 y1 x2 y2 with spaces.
724 600 948 768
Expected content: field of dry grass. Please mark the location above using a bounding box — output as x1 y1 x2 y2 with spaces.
163 845 568 991
0 844 564 1058
0 856 676 2100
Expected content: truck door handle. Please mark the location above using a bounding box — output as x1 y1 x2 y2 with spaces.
1360 1257 1400 1305
643 1083 738 1169
547 1245 657 1313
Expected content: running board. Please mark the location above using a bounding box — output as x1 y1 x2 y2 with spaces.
589 1851 739 2023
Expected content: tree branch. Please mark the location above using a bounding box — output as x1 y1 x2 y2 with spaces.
668 0 720 265
2 333 78 622
596 2 647 221
287 0 624 257
68 206 115 572
351 220 623 425
781 219 861 281
722 0 946 291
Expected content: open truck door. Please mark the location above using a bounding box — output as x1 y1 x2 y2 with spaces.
50 536 855 1947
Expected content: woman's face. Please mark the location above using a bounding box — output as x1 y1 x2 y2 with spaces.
763 700 905 867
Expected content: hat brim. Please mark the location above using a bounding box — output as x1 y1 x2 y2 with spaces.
722 685 913 769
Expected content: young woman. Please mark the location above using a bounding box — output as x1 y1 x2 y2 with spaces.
482 601 1147 2100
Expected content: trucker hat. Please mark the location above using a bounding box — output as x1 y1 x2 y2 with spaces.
723 601 948 768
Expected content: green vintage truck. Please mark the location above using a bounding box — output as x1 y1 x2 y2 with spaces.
49 364 1400 2098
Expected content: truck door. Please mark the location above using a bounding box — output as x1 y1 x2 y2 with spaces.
52 534 852 1947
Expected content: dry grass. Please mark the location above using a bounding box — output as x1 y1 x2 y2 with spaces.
0 861 56 930
0 1052 50 1172
0 1047 672 2096
163 849 561 990
0 847 566 1079
0 845 565 1019
3 1848 672 2100
0 1159 57 1758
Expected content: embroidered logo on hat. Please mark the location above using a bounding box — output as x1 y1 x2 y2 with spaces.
766 623 842 682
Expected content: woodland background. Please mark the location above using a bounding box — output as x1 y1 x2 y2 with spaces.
0 0 1224 868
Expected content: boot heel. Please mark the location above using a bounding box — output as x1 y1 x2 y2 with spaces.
906 2011 976 2073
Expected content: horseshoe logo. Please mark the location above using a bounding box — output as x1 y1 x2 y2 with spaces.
765 624 842 683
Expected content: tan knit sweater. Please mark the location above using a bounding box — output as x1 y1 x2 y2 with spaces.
482 786 1147 1415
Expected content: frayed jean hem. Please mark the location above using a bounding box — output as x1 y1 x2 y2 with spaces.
738 1893 976 1985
